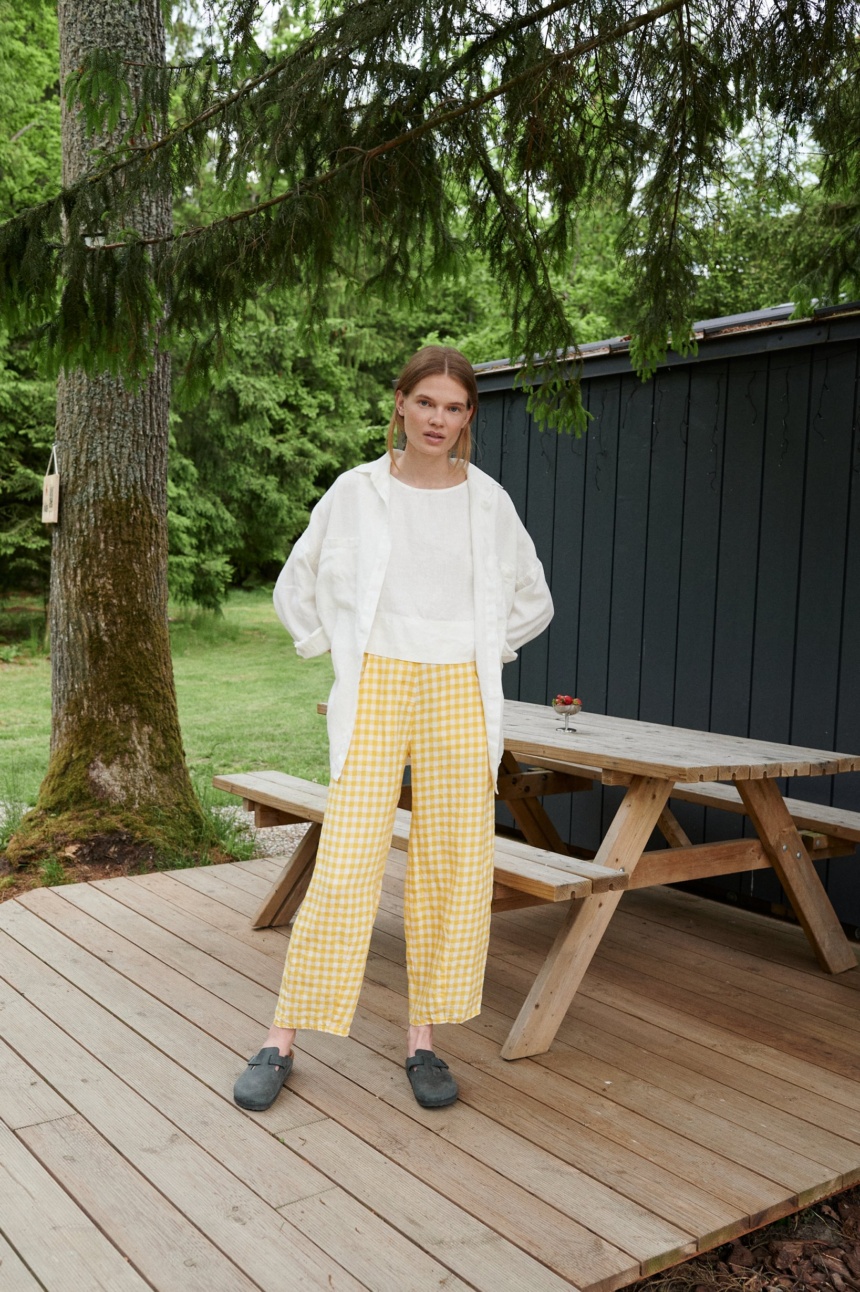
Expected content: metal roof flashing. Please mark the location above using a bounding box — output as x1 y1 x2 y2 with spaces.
473 301 860 389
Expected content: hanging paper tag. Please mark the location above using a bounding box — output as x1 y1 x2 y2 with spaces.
42 445 60 524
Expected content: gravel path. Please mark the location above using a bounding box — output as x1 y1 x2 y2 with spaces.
221 806 310 858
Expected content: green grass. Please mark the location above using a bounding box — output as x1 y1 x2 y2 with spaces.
39 857 69 887
0 587 334 809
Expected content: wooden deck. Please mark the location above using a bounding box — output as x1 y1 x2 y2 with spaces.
1 856 859 1292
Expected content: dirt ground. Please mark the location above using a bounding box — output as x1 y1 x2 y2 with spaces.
0 809 307 901
0 833 159 898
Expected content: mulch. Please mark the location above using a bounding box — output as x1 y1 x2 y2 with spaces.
633 1186 860 1292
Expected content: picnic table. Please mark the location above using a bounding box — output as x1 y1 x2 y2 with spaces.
497 701 860 1058
216 702 860 1061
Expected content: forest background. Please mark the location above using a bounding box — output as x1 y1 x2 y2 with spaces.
0 0 849 615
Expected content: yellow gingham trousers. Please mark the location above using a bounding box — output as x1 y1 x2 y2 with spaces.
273 654 496 1034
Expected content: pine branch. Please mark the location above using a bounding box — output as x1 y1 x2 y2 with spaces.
4 0 860 430
89 0 685 253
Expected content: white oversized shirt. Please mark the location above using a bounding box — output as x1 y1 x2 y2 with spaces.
366 475 475 663
273 452 554 786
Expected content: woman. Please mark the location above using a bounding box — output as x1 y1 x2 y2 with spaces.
233 344 553 1112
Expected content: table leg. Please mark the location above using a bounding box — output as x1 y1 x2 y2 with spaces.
657 806 692 849
498 750 571 855
737 779 857 974
500 775 672 1060
251 822 322 929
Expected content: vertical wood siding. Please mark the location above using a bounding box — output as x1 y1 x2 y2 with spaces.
475 335 860 930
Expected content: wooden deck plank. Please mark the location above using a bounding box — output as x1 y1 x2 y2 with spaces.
279 1188 477 1292
564 990 860 1150
592 943 860 1083
356 878 857 1183
488 929 860 1117
17 890 574 1292
19 1114 260 1292
0 1119 150 1292
5 885 319 1142
474 987 850 1214
12 883 637 1290
170 860 298 917
132 870 294 955
142 867 761 1251
375 865 860 1129
360 862 860 1215
354 968 747 1244
326 1011 698 1268
0 929 364 1292
148 870 727 1262
367 879 860 1149
3 863 859 1292
606 906 860 1032
575 951 860 1115
0 1035 76 1131
358 945 815 1220
54 890 648 1287
535 1044 848 1202
277 1117 577 1292
592 931 860 1060
490 901 860 1082
623 886 860 991
197 860 277 897
0 1036 256 1289
280 1036 641 1292
80 875 290 986
2 898 331 1202
611 896 860 1008
110 868 759 1260
0 1230 44 1292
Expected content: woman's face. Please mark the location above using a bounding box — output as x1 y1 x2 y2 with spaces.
395 373 473 461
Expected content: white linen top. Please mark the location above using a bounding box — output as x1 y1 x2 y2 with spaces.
273 452 554 786
365 475 475 663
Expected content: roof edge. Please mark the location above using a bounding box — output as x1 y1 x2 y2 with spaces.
472 301 860 380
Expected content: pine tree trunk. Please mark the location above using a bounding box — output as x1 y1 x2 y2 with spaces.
10 0 205 861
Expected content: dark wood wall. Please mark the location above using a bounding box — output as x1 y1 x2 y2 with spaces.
474 324 860 930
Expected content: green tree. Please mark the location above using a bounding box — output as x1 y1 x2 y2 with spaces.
3 0 212 869
3 0 860 865
0 325 55 594
0 0 61 596
168 296 376 607
5 0 860 419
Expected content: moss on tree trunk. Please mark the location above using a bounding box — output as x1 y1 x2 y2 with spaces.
8 0 208 866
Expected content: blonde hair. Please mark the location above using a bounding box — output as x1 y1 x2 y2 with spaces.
387 345 478 470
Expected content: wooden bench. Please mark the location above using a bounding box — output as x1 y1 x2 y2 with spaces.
513 754 859 864
212 769 628 929
667 779 860 842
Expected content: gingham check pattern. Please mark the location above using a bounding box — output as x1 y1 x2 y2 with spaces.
273 654 496 1034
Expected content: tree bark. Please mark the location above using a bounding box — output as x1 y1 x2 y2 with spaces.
11 0 204 859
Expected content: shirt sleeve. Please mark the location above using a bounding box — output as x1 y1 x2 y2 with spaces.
504 510 554 658
272 485 336 657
